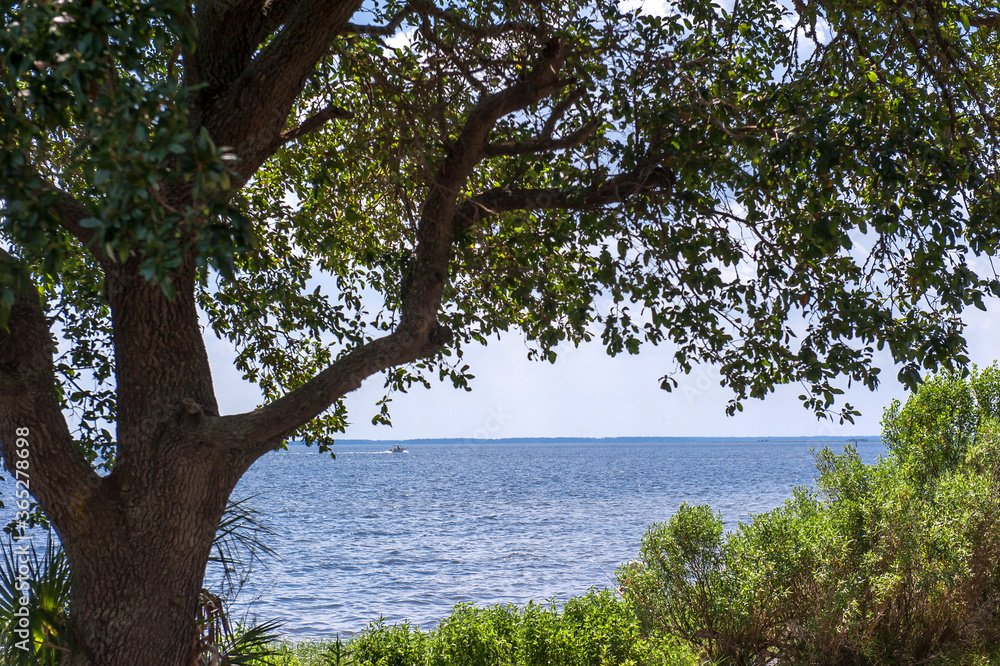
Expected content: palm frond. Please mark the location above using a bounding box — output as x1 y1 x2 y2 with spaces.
0 532 71 665
216 619 284 665
207 495 279 601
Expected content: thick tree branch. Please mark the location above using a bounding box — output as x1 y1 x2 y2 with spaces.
399 37 572 332
421 37 573 204
484 118 601 157
192 0 301 90
202 324 451 453
209 39 574 457
205 0 365 181
273 102 355 150
0 249 103 542
344 5 412 36
103 257 221 456
454 163 676 230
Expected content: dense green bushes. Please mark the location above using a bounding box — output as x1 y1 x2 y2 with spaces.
262 590 697 665
618 365 1000 665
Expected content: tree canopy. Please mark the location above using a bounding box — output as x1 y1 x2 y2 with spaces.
0 0 999 663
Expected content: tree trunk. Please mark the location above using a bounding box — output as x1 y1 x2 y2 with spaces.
60 441 240 666
63 547 208 666
2 184 449 663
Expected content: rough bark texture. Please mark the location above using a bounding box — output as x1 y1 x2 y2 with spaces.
60 444 239 666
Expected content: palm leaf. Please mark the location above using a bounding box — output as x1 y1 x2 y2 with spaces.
0 532 71 665
208 495 279 601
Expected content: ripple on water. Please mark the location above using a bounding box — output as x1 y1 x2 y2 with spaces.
218 438 883 638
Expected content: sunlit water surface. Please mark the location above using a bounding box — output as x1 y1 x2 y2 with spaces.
220 437 883 638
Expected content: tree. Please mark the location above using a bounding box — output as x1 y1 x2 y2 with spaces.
0 0 997 663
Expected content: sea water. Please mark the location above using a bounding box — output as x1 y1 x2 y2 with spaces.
221 437 883 637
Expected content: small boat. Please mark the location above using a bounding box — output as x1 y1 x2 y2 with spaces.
389 444 407 453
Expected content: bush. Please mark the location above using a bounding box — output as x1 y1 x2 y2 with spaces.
376 589 696 666
353 619 429 666
619 364 1000 665
264 590 698 666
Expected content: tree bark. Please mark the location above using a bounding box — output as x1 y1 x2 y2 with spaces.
54 258 243 665
61 443 239 666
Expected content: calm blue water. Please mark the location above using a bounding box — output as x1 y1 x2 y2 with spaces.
223 438 883 638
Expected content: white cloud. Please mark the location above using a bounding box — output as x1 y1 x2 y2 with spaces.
618 0 677 17
384 27 417 53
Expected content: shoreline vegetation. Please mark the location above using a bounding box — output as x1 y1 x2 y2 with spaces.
3 367 998 664
264 590 699 666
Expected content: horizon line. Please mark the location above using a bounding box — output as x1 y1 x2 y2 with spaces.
292 434 883 444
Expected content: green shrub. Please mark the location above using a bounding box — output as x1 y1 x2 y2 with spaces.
262 589 699 666
352 619 429 666
619 364 1000 665
429 603 522 665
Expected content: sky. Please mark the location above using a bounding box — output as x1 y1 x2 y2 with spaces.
204 302 999 441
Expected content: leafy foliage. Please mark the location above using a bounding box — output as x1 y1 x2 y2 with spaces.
3 0 1000 659
618 364 1000 664
208 495 280 603
0 533 71 665
252 589 698 666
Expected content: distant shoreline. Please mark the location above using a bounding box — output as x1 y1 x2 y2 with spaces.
291 435 882 446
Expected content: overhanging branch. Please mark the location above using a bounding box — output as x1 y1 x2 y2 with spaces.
454 163 677 230
202 324 452 453
484 118 601 158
